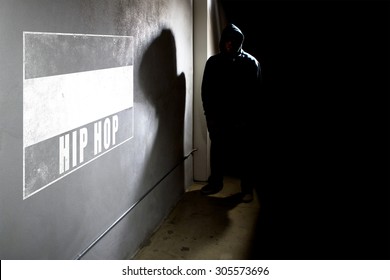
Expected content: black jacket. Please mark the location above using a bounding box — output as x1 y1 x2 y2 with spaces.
201 23 261 125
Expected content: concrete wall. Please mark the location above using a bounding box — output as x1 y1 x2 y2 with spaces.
0 0 193 259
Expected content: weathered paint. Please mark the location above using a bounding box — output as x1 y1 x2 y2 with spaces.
23 32 134 199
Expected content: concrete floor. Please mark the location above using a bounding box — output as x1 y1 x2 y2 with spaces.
132 176 260 260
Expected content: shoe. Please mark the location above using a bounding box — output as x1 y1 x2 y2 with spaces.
200 184 223 195
241 193 253 203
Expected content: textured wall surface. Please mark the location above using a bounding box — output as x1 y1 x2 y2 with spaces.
0 0 193 259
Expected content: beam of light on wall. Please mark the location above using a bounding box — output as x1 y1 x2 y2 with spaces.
23 32 134 199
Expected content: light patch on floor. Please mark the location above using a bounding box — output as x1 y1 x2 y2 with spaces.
132 176 260 260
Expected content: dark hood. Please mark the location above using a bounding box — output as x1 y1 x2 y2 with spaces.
219 23 244 54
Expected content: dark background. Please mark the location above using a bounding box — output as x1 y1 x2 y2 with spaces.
220 0 389 259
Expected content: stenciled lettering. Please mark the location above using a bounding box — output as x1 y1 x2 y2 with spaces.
58 115 119 175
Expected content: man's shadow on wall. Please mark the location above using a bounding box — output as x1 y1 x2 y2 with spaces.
138 29 186 196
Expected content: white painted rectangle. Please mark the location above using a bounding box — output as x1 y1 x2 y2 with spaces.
23 66 133 147
23 32 134 199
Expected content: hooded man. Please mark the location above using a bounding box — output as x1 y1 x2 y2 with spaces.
201 23 262 202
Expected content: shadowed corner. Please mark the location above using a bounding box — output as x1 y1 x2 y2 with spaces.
130 28 187 252
139 28 186 167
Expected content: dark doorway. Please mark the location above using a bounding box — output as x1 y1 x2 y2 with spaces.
221 0 390 260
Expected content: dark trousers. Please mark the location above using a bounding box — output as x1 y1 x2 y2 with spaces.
207 121 256 194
